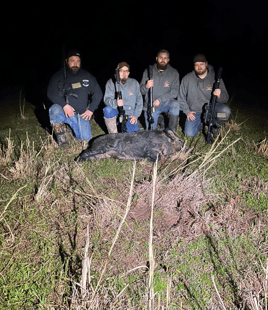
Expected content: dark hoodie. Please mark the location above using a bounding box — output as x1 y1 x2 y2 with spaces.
47 68 103 114
178 64 229 115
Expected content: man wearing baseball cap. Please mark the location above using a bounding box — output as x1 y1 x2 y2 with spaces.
47 49 102 147
103 61 143 133
178 54 231 137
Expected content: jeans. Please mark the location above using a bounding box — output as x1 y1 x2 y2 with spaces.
49 104 91 141
103 106 140 133
184 113 202 137
144 99 180 130
184 102 231 137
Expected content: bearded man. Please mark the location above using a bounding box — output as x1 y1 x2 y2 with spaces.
47 49 102 147
140 49 180 132
178 54 231 137
103 62 143 133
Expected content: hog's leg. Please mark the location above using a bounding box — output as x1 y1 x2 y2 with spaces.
77 151 113 162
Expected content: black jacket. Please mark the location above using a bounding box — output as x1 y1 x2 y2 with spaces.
47 68 103 114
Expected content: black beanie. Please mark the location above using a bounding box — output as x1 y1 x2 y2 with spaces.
65 49 81 60
193 54 207 63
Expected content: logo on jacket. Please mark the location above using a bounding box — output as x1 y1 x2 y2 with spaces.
206 84 212 91
164 81 170 87
128 90 133 95
82 79 89 87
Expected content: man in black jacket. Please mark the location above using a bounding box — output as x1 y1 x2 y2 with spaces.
47 49 103 147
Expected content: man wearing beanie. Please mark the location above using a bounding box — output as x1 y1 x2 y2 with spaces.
178 54 231 137
140 49 180 132
103 62 143 133
47 49 102 147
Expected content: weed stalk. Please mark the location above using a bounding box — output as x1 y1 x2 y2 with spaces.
19 89 26 119
148 156 158 310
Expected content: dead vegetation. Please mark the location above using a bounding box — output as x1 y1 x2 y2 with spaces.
224 119 241 132
1 123 268 309
254 138 268 158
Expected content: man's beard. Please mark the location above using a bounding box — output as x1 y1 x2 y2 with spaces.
195 68 207 77
157 62 168 71
120 78 127 83
69 66 80 74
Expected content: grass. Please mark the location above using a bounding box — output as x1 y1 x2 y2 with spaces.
0 93 268 309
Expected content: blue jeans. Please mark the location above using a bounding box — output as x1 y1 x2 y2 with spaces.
144 99 180 130
103 106 140 133
49 104 91 141
184 103 231 137
184 113 202 137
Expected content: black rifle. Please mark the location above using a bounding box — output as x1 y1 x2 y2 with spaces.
147 65 154 130
114 68 128 133
203 67 222 144
62 46 78 104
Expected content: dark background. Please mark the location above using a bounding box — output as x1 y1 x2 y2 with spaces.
1 1 267 115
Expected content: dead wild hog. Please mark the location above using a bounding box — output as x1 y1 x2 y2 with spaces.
77 128 186 163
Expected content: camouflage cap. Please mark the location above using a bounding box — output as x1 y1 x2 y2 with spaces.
116 62 130 70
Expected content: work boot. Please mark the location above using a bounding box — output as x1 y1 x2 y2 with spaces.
64 124 74 143
104 117 118 134
168 115 179 133
52 122 69 147
157 114 165 129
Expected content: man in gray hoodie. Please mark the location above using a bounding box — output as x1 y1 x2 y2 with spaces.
140 49 180 132
179 54 231 137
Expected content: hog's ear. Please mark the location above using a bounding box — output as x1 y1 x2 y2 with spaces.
164 128 176 142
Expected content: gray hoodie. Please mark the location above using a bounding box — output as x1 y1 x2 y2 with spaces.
104 77 143 118
140 64 180 109
178 65 229 115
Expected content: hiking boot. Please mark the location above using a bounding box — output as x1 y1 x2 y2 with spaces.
64 124 74 143
52 122 69 148
104 117 118 134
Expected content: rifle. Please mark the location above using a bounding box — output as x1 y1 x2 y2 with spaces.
203 67 222 144
114 68 128 133
62 45 78 105
147 65 154 130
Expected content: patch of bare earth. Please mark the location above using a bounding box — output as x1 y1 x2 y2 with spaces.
38 161 266 276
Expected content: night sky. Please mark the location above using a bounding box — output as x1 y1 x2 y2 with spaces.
2 1 268 112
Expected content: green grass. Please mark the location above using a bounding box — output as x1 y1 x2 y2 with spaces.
0 94 268 309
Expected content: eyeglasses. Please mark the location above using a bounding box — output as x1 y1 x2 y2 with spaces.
119 69 130 73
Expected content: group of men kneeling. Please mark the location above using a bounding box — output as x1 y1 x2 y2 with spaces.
47 49 231 147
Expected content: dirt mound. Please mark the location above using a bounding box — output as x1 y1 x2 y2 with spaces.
128 173 208 238
87 169 268 278
81 171 211 275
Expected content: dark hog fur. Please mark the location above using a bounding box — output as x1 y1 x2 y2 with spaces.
77 128 185 163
